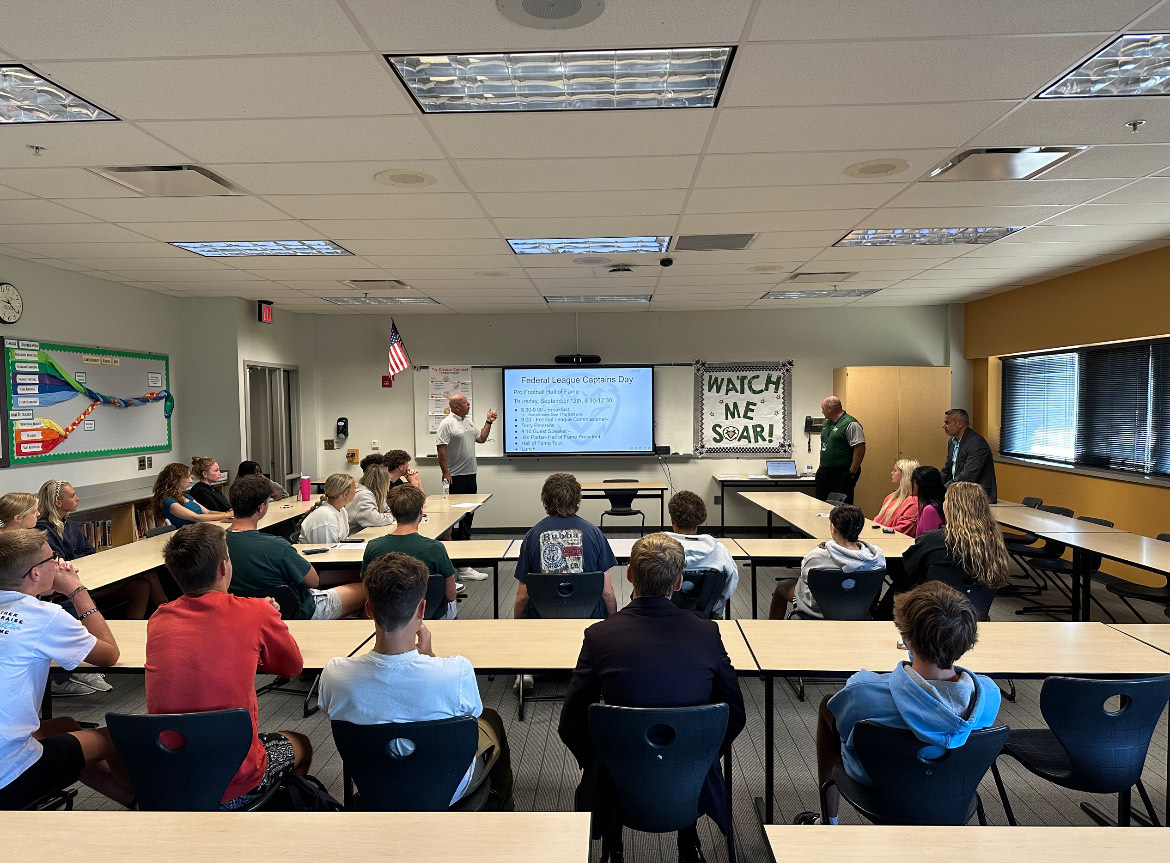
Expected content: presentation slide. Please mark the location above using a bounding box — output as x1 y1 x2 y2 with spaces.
502 366 654 455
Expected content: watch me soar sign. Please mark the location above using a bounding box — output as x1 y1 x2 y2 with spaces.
693 360 793 456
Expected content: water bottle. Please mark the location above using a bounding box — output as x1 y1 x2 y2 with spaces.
805 464 813 477
442 479 450 502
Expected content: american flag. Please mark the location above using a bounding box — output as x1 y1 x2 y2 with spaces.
387 319 411 376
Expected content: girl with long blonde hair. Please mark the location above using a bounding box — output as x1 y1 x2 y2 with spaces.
873 457 920 536
298 473 357 543
345 463 396 529
0 492 39 530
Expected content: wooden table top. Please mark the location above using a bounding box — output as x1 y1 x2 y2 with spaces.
351 493 492 541
256 498 316 530
607 537 745 560
737 620 1170 677
1039 531 1170 578
412 618 758 671
764 825 1166 863
579 481 668 491
992 506 1126 536
75 532 173 591
714 474 816 483
295 539 514 565
1110 624 1170 655
739 491 832 511
737 534 915 560
7 811 592 863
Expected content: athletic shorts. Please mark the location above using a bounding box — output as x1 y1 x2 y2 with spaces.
221 732 295 811
309 587 344 620
0 733 85 810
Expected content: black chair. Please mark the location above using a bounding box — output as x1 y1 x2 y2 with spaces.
1018 516 1116 622
232 584 300 620
599 479 645 536
144 523 176 539
519 571 605 720
990 675 1170 827
673 568 730 619
22 787 78 811
330 716 491 812
106 709 279 811
1009 505 1075 618
588 704 733 861
424 573 449 619
1000 497 1046 596
788 568 886 700
825 492 847 505
823 720 1009 825
1106 533 1170 622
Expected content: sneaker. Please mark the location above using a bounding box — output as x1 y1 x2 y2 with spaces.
793 811 823 825
513 674 534 692
458 567 489 581
51 677 100 697
455 582 465 592
74 672 113 692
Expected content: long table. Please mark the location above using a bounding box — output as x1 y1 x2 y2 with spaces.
350 493 493 541
712 473 817 533
739 618 1170 824
7 811 592 863
738 491 896 539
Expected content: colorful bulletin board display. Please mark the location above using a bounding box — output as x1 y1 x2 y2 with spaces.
3 337 173 466
427 365 473 434
693 359 792 456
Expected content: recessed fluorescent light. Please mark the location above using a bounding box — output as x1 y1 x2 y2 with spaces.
762 289 880 300
386 47 734 113
834 227 1023 247
544 295 652 304
509 237 670 255
1 65 116 124
171 240 353 257
927 147 1085 181
1040 33 1170 98
322 296 438 305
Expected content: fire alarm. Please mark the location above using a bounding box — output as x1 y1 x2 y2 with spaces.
257 300 274 324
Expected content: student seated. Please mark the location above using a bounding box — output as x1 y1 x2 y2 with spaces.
383 449 425 492
0 529 134 809
346 463 396 530
151 462 231 528
512 472 617 620
297 473 356 544
188 456 232 513
664 490 739 617
0 493 40 532
226 475 367 619
319 552 513 808
769 505 885 620
797 580 1001 825
875 481 1010 620
360 486 456 620
873 458 919 536
146 523 311 809
236 460 288 501
911 465 946 537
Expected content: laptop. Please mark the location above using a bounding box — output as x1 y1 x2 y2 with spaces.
765 459 798 478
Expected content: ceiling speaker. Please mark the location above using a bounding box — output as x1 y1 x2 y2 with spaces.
497 0 604 29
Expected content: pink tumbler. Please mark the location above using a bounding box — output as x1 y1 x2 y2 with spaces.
299 476 311 502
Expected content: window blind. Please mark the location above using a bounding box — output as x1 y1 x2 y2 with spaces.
1001 353 1078 463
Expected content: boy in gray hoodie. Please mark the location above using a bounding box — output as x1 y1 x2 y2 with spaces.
665 491 740 617
797 580 1001 824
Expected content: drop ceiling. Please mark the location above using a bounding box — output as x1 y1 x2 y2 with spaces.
1 0 1170 314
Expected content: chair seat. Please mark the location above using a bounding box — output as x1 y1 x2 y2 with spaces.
829 764 978 825
1002 729 1076 784
604 507 641 516
1027 558 1073 573
1106 582 1170 602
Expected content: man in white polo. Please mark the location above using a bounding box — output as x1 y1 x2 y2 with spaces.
436 394 497 581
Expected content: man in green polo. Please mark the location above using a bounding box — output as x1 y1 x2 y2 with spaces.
815 396 866 504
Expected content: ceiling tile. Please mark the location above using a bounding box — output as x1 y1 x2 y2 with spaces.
357 239 511 257
972 97 1170 147
457 156 699 193
858 205 1068 227
65 196 288 222
106 270 264 283
123 220 325 243
477 190 687 219
1008 223 1170 243
0 199 97 224
694 150 951 187
267 193 484 221
227 261 381 275
810 244 976 260
0 185 31 200
1091 178 1170 204
678 210 870 233
685 184 903 213
0 122 187 169
344 254 519 270
751 230 851 248
2 241 186 258
1040 144 1170 180
303 218 500 241
1040 202 1170 225
210 161 467 196
492 216 676 238
725 36 1107 106
0 222 150 243
890 178 1127 208
0 167 143 198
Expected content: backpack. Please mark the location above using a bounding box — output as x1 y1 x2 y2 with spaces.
273 773 344 811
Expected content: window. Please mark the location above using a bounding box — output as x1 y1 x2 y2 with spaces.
1001 338 1170 478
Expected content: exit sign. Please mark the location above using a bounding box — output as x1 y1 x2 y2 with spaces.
257 300 274 324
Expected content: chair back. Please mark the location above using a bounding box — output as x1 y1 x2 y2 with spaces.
825 492 847 505
1030 505 1074 556
602 478 639 513
671 568 727 619
232 584 301 619
588 704 728 833
330 716 479 811
853 720 1009 825
1077 517 1113 571
926 564 997 621
424 573 448 619
806 568 885 620
106 709 254 810
1156 533 1170 543
144 523 176 539
1038 675 1170 793
1021 497 1043 508
525 570 604 618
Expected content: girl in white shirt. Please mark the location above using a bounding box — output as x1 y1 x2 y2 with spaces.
298 474 356 544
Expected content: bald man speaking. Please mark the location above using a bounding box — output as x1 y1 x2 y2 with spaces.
436 394 497 579
815 396 866 504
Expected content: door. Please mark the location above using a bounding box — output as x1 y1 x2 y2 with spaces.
244 363 300 493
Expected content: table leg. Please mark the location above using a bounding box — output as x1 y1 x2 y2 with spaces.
720 485 727 537
722 741 735 863
1078 550 1092 622
767 511 773 539
492 563 500 620
660 491 665 532
1070 549 1084 622
751 560 758 620
764 674 774 824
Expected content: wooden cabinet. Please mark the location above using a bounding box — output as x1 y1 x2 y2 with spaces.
832 366 952 516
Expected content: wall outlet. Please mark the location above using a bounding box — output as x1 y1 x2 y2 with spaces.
138 456 146 470
371 440 379 450
324 439 335 450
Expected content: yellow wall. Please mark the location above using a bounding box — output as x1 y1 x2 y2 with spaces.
965 246 1170 591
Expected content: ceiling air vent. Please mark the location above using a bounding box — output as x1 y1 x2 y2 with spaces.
341 279 412 290
784 272 856 284
496 0 605 30
926 147 1085 182
672 233 756 251
87 165 243 196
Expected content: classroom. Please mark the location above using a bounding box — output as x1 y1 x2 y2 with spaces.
2 3 1169 861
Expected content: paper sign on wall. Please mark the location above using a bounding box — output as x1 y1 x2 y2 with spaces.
693 359 793 456
428 366 472 433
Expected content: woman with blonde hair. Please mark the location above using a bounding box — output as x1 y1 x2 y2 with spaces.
298 473 357 544
151 462 230 528
0 492 39 530
188 456 231 513
873 457 919 536
876 481 1011 618
345 463 395 529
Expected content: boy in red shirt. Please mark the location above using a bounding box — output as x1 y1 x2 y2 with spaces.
145 523 311 809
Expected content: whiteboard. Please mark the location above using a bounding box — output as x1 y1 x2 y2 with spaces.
412 365 694 460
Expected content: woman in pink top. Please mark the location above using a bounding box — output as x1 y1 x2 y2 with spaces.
873 458 919 536
911 465 947 537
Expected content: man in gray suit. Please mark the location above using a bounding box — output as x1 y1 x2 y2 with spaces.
941 409 997 503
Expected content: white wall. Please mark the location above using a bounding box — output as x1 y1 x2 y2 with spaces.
0 254 186 492
306 306 952 528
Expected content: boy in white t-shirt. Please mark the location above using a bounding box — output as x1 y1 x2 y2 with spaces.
319 551 513 807
0 529 133 808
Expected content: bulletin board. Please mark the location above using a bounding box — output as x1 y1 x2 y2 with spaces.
3 336 173 466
